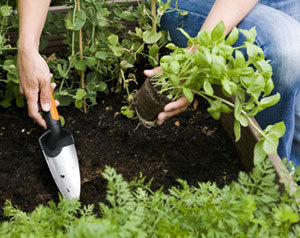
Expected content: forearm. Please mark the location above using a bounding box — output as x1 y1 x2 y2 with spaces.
201 0 259 34
17 0 51 51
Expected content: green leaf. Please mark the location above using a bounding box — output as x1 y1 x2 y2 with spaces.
73 88 86 100
95 51 109 60
74 60 86 71
245 42 263 58
239 115 248 127
59 115 65 127
57 64 67 78
86 57 98 67
225 27 239 45
110 46 123 57
183 88 194 102
263 134 279 154
64 10 86 31
107 34 119 46
75 99 83 108
0 5 11 17
121 106 135 119
196 30 211 46
142 30 162 44
240 27 256 43
254 140 267 165
235 50 246 67
170 61 180 74
149 44 159 60
234 97 242 121
203 81 214 95
234 120 241 142
260 93 280 109
211 21 225 42
265 122 286 138
165 43 177 50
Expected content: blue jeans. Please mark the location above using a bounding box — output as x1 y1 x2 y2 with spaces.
160 0 300 166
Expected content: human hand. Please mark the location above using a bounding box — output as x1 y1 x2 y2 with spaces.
17 49 58 129
144 67 191 125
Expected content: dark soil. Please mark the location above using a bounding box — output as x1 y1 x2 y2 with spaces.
0 92 245 221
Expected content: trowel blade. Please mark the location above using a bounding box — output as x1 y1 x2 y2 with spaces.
42 144 81 199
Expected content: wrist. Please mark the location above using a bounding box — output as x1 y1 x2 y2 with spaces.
18 37 39 53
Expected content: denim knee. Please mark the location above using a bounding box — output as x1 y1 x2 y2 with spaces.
237 3 300 92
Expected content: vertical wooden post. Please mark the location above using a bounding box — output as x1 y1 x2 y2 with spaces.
76 0 87 113
151 0 157 33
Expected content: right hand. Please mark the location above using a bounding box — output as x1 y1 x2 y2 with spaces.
17 48 54 129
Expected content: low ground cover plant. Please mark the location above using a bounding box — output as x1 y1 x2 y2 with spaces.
1 160 300 237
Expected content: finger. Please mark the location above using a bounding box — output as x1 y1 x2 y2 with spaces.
55 99 60 107
144 66 162 77
164 96 190 112
39 74 52 112
157 106 188 125
50 82 57 92
27 97 47 129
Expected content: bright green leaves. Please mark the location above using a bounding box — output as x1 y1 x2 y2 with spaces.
211 21 225 42
240 27 257 43
65 10 86 31
225 27 239 45
183 88 194 102
151 20 283 166
108 34 123 57
254 122 286 165
142 30 162 44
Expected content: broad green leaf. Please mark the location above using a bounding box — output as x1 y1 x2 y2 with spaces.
149 44 159 60
59 115 65 127
220 104 232 113
203 81 214 95
234 120 241 142
165 43 177 50
142 30 162 44
75 99 83 108
110 46 123 57
211 21 225 42
74 60 86 71
95 51 109 60
64 10 86 31
256 60 272 78
183 88 194 102
265 122 286 138
264 78 274 96
73 88 86 100
107 34 119 46
234 97 242 121
57 64 67 78
0 5 11 16
239 115 248 127
212 55 226 77
196 30 211 46
260 93 280 109
119 11 135 21
235 50 246 67
121 106 135 119
245 42 263 58
170 61 180 74
86 57 98 67
225 27 239 45
263 134 279 154
254 140 267 165
240 27 256 43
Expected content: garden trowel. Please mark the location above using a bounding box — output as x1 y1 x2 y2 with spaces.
39 89 81 199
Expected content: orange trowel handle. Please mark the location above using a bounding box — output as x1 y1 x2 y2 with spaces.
45 89 61 128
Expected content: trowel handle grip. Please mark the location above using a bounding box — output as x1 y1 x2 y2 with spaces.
45 89 61 129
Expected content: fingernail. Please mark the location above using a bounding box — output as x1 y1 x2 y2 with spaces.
43 103 50 111
144 70 151 75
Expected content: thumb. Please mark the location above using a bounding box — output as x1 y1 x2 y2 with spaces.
39 76 51 112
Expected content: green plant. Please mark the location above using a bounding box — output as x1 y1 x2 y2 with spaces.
150 21 285 165
1 161 300 237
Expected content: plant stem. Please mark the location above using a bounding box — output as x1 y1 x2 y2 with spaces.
76 0 87 113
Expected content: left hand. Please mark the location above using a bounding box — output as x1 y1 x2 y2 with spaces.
144 68 191 125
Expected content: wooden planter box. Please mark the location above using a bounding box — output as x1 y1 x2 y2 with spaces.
40 2 296 195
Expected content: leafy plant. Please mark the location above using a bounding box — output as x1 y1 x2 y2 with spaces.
1 160 300 237
150 21 285 165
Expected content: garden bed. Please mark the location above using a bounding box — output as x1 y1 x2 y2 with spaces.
0 93 244 221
